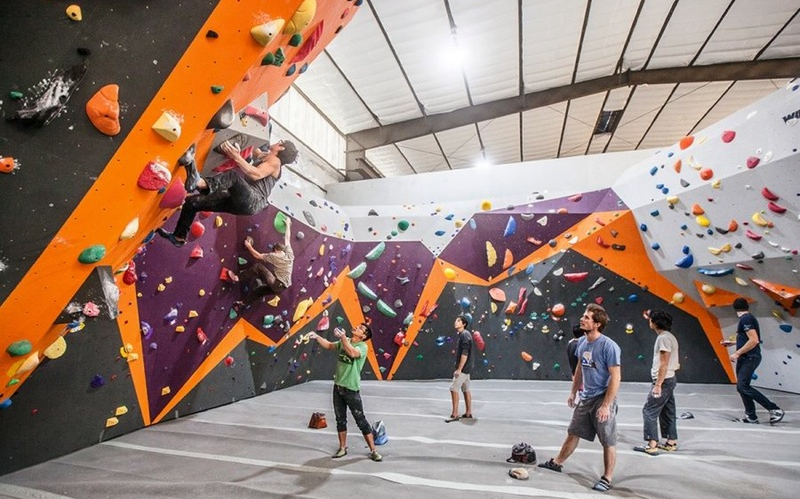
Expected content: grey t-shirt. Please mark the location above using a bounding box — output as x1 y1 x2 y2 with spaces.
651 331 680 379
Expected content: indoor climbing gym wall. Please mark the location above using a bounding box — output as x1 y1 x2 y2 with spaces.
0 0 364 475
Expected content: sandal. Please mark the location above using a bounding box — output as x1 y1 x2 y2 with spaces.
537 458 563 473
461 413 473 419
633 445 660 455
444 415 460 423
657 442 678 452
592 476 613 492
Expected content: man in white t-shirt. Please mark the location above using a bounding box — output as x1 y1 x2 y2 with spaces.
634 309 680 455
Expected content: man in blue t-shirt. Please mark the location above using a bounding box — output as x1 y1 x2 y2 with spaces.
722 298 784 424
539 304 621 493
445 315 474 422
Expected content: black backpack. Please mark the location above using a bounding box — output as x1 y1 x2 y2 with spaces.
506 442 536 464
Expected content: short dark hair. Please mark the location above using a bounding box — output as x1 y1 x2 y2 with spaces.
272 242 286 252
572 324 584 338
733 297 749 311
361 323 372 340
456 315 470 328
648 309 672 331
277 140 298 165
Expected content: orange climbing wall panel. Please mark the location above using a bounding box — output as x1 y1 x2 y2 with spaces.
0 0 362 399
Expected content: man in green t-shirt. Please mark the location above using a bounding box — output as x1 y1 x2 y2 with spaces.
308 323 382 462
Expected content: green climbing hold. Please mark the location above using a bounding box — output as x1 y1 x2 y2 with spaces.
263 315 274 327
376 299 397 318
211 85 224 94
398 220 410 231
403 312 413 325
637 354 645 361
78 245 106 264
10 91 23 100
357 282 378 300
6 378 20 387
347 262 367 279
553 363 561 371
365 241 386 261
262 53 276 66
336 316 345 324
273 48 286 66
6 340 32 357
229 308 238 319
274 211 288 234
391 230 398 237
238 257 248 265
416 354 424 360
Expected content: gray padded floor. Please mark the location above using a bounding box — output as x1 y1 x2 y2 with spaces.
1 380 798 499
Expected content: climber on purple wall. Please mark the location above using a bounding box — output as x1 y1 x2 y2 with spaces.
156 139 298 247
234 216 294 310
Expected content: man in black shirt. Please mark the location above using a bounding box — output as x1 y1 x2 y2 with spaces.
445 315 474 422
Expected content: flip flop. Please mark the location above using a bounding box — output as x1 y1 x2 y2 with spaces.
444 416 460 423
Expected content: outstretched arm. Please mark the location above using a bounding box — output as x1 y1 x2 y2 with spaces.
308 332 336 350
220 141 279 181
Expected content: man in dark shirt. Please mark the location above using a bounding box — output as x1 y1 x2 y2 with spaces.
567 323 586 377
722 298 784 424
445 315 474 422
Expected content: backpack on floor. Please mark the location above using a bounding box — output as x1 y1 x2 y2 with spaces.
308 412 327 429
372 420 388 445
506 442 536 464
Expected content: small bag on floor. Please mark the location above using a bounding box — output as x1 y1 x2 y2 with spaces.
372 420 388 445
308 412 327 429
506 442 536 464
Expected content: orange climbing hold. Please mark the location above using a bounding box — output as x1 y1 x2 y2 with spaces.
489 288 506 301
0 157 16 173
502 249 513 270
679 136 694 150
86 84 121 136
691 203 705 215
521 351 533 362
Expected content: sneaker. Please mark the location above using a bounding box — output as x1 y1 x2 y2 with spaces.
633 445 660 455
332 447 347 459
537 458 563 473
180 144 201 192
369 449 382 462
769 408 785 424
734 415 759 424
657 442 678 452
155 228 186 247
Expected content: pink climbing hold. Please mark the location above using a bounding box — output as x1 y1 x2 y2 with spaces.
190 245 204 258
242 105 269 127
393 332 405 346
767 201 787 214
472 330 485 351
761 187 779 201
190 221 205 238
83 302 100 317
122 261 137 285
721 130 736 143
159 180 187 209
224 356 235 367
567 193 582 202
746 157 760 169
137 159 171 190
489 288 506 301
745 229 762 241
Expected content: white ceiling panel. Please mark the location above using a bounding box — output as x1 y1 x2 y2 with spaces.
605 84 676 152
696 0 800 65
326 5 422 125
575 0 641 81
522 0 586 92
293 54 378 134
436 125 482 170
479 114 521 166
646 0 733 69
638 81 730 150
761 7 800 59
522 102 568 161
366 145 415 177
692 79 790 132
560 93 606 157
451 0 520 105
397 135 448 174
372 0 470 115
622 1 684 71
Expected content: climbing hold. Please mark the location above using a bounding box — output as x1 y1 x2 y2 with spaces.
504 216 517 237
696 215 711 227
152 111 181 142
251 19 286 46
86 84 121 136
564 272 588 283
551 303 565 317
721 130 735 143
190 221 205 238
90 375 106 389
363 241 386 261
745 229 762 241
651 242 661 250
699 168 713 180
78 245 106 264
485 241 498 267
746 157 760 169
728 220 739 232
761 187 779 201
293 297 313 322
6 340 32 357
671 292 685 304
376 299 397 318
159 180 187 209
679 136 694 149
779 324 793 333
0 157 17 174
119 217 139 241
66 4 82 21
751 212 772 228
83 302 100 317
767 201 787 214
190 245 203 259
284 0 316 34
489 288 506 301
443 267 457 280
502 249 513 270
701 283 717 295
347 262 367 279
208 99 235 130
398 220 410 231
15 353 40 375
480 200 492 211
521 351 533 362
698 267 734 277
274 211 288 234
289 33 303 46
137 159 172 191
206 30 219 38
43 336 67 359
691 203 705 215
357 282 378 300
675 253 694 268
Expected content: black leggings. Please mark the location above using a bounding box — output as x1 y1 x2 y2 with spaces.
173 171 265 239
240 263 286 305
333 385 372 435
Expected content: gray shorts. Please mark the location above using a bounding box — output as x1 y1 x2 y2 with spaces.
567 394 618 447
450 372 471 392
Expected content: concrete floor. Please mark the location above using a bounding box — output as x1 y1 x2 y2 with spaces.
1 380 798 499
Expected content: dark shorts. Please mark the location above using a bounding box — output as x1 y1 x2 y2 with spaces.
567 394 618 447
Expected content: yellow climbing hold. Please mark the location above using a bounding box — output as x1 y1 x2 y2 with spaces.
175 326 185 333
701 284 716 295
671 292 685 304
66 4 82 21
480 200 492 211
188 310 198 318
251 19 286 46
157 284 166 292
751 212 771 227
161 386 171 396
490 302 498 314
120 217 139 240
284 0 316 34
105 417 119 428
443 268 457 280
695 215 710 227
319 244 325 256
152 111 182 142
215 216 223 228
115 406 128 416
666 195 679 205
486 241 497 267
712 179 722 189
267 296 280 307
293 297 313 322
43 336 67 359
735 277 748 286
199 289 206 296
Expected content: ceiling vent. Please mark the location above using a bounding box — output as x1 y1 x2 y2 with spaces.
593 110 624 135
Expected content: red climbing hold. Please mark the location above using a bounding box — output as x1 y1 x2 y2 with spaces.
721 130 735 143
761 187 779 201
564 272 589 283
190 245 204 258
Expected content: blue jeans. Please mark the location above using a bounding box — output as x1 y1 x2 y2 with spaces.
642 377 677 441
333 385 372 435
736 355 779 418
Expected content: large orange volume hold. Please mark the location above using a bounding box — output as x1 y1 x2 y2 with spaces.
86 84 121 136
